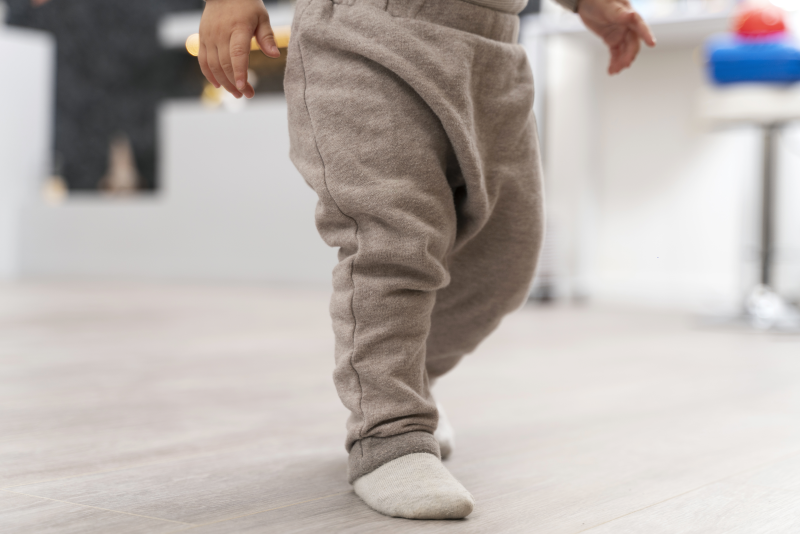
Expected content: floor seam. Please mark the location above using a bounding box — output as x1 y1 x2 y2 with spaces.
572 447 800 533
161 491 351 533
0 438 327 490
0 488 193 525
738 482 800 494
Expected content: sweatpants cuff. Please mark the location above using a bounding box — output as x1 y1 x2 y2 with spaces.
347 430 441 484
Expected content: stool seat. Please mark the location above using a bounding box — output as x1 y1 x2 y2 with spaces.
699 83 800 124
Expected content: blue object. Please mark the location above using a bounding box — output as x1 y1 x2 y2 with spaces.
706 34 800 84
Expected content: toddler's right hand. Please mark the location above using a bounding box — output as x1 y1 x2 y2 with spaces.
199 0 281 99
577 0 655 75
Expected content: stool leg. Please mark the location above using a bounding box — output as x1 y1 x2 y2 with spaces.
744 122 800 331
759 123 778 288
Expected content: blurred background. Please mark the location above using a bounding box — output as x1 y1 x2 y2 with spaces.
2 0 800 314
5 1 800 530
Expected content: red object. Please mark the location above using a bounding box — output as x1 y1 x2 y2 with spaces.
733 3 786 38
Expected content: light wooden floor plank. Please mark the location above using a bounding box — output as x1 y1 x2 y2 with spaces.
9 442 350 524
0 491 181 534
581 482 800 534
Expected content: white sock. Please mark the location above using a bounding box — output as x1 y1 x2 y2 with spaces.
353 453 474 519
434 402 455 460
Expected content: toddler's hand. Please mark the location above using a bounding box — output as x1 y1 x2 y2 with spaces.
577 0 656 75
199 0 281 98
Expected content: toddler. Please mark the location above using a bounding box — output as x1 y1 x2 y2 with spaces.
198 0 653 519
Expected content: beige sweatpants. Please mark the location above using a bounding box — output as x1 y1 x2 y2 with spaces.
285 0 543 483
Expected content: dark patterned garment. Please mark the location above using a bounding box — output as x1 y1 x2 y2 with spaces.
6 0 204 191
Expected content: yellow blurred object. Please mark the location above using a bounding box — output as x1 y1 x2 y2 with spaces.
273 26 291 49
201 82 224 108
185 33 200 56
43 176 68 205
185 27 291 57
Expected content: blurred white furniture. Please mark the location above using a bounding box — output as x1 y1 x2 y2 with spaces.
7 6 335 285
698 84 800 330
17 97 336 283
528 7 739 307
524 4 800 310
700 84 800 124
0 26 54 278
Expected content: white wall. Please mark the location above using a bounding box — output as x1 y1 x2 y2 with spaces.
593 44 765 310
0 26 54 278
543 35 601 301
19 97 336 283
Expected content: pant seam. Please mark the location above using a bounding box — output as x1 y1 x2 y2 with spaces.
295 0 367 448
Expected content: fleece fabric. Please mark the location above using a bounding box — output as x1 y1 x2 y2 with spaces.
285 0 544 483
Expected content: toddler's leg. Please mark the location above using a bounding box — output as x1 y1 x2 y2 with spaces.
425 169 544 381
285 1 473 519
286 0 538 519
425 118 544 460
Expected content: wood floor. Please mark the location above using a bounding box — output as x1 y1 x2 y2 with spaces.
2 281 800 533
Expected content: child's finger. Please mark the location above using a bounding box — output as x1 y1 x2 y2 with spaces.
255 13 281 58
630 12 656 47
198 44 220 88
612 31 638 73
608 40 626 74
230 29 253 91
208 45 242 98
609 47 623 75
623 30 641 68
217 41 240 93
242 81 255 99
